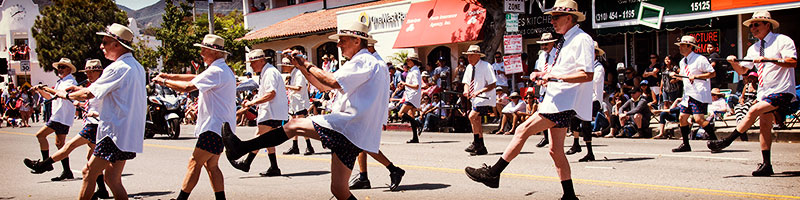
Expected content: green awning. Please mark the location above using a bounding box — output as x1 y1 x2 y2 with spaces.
596 19 712 36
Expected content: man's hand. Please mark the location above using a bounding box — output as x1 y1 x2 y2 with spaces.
753 56 768 63
242 99 250 107
726 55 739 65
64 85 83 93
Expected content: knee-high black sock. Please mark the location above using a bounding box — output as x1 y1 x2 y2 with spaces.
347 194 358 200
215 191 225 200
762 150 771 165
240 127 290 152
244 152 257 164
472 134 479 144
305 139 313 149
586 142 593 155
561 179 577 198
176 190 190 200
572 137 580 148
268 153 278 168
703 123 717 140
543 131 550 141
680 126 691 146
291 139 299 149
488 158 509 176
476 135 484 146
724 130 744 143
387 163 401 172
359 171 368 180
61 158 70 174
96 174 106 192
41 150 49 160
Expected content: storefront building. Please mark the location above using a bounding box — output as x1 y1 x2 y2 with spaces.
0 0 55 89
336 0 413 65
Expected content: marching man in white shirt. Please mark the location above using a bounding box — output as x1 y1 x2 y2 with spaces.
708 11 797 176
462 45 498 156
48 23 146 200
222 20 389 200
533 32 557 148
284 55 316 156
29 57 77 181
227 51 289 178
465 1 591 199
153 34 235 200
568 42 606 162
670 35 717 153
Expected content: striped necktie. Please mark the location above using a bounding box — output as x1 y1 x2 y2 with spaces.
757 39 766 87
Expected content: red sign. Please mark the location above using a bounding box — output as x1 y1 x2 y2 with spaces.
711 0 799 11
393 0 486 48
503 54 524 74
687 30 720 54
503 35 523 54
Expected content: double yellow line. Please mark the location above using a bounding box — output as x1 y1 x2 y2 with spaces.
3 130 798 199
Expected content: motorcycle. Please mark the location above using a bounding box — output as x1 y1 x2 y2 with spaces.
145 84 185 139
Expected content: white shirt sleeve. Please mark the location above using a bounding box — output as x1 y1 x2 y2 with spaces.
779 36 798 59
699 56 715 73
462 65 473 84
578 36 595 73
191 67 220 93
484 64 498 85
88 66 126 99
334 60 372 94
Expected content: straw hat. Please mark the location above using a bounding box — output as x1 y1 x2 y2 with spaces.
594 41 605 56
52 58 77 73
711 88 723 96
421 71 430 77
278 57 293 67
367 36 378 46
194 34 230 54
95 23 134 50
407 52 421 63
674 35 700 49
328 21 371 41
536 33 558 44
79 59 103 73
544 0 585 22
462 45 486 57
246 49 267 63
743 11 780 29
509 92 521 98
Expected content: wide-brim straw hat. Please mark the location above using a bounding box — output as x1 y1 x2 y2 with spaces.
407 52 421 62
194 34 231 54
52 58 77 73
743 10 780 29
278 58 293 67
462 45 486 57
544 0 585 22
594 41 605 56
367 36 378 46
95 23 134 51
711 88 723 96
509 92 521 98
674 35 700 49
246 49 267 63
536 33 558 44
329 21 371 41
79 59 103 72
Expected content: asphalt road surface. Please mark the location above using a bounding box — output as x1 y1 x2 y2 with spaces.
1 121 799 199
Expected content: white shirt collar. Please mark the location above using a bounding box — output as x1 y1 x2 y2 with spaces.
759 32 777 44
116 52 134 61
210 58 226 67
354 49 371 58
563 24 581 39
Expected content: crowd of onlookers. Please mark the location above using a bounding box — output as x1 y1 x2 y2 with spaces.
2 83 43 128
8 43 31 61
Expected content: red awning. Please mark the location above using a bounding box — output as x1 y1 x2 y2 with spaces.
393 0 486 48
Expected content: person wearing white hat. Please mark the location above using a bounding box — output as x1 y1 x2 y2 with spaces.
27 57 78 182
153 34 234 200
669 35 717 153
399 52 424 143
26 59 110 198
533 32 558 148
283 56 317 157
460 44 497 156
466 0 591 198
708 10 797 176
40 23 146 200
222 20 389 200
497 92 526 135
568 41 607 162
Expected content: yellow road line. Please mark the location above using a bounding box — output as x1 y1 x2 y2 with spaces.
2 130 798 199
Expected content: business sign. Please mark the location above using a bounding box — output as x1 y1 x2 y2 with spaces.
517 0 591 38
504 0 525 13
503 54 524 74
505 13 519 32
594 0 710 23
504 34 523 54
687 29 720 54
359 11 407 32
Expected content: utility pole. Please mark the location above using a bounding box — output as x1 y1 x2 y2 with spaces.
208 0 215 34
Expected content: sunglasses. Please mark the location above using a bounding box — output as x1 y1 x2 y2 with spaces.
551 14 567 21
748 22 763 28
57 65 69 70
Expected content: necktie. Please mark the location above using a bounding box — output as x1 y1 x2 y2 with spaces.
758 40 766 87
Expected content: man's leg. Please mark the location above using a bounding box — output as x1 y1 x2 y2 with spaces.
260 147 281 177
223 119 321 161
548 127 578 199
53 133 73 181
330 153 356 200
709 101 778 152
366 151 405 191
228 124 275 173
350 152 371 189
566 118 582 155
284 136 301 155
34 126 56 159
104 160 128 200
672 112 693 152
465 109 487 155
79 156 110 200
578 120 595 162
752 113 775 176
693 114 716 140
204 154 226 199
399 104 420 143
176 148 214 200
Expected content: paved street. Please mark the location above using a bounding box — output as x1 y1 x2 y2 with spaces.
1 121 799 200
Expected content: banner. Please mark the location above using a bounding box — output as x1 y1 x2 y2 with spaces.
503 54 523 74
503 34 523 54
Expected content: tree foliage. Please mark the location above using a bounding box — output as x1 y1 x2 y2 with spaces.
193 11 250 75
133 39 159 70
464 0 504 61
32 0 128 72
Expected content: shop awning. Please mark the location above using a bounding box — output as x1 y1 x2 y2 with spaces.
393 0 486 48
596 19 711 36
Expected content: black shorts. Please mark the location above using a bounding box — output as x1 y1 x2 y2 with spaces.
763 93 795 113
46 121 70 135
679 97 708 115
258 120 287 128
93 137 136 162
195 131 224 155
290 109 308 116
78 124 98 144
540 110 577 128
312 101 322 107
312 122 362 170
592 101 601 117
472 106 493 116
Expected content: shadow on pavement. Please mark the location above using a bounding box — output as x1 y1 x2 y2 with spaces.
377 183 451 192
490 151 533 155
238 170 330 179
147 137 197 141
725 171 800 178
592 157 655 163
128 191 174 198
420 140 459 144
706 149 751 153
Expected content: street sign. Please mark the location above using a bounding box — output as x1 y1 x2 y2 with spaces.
505 13 519 32
503 54 524 74
504 0 525 13
503 34 523 54
20 60 30 72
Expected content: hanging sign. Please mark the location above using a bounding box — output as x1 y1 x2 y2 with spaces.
503 54 524 74
505 13 519 32
504 0 525 13
503 34 523 54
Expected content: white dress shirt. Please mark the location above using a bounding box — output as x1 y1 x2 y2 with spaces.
538 25 595 121
502 100 527 113
87 53 146 153
50 74 76 126
191 58 237 137
288 68 309 114
593 60 605 102
534 50 556 96
309 49 389 153
254 62 288 122
741 32 798 101
679 51 715 106
492 62 508 86
403 66 422 108
462 60 498 107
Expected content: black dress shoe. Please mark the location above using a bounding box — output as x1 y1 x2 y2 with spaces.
671 143 692 152
406 139 419 143
464 143 476 152
283 146 300 155
389 168 405 191
24 158 54 174
229 159 252 172
565 146 581 155
470 145 488 156
578 154 595 162
259 167 281 177
752 163 774 176
222 123 247 162
465 164 499 188
707 139 731 153
560 195 580 200
535 138 549 148
51 172 74 181
349 177 371 189
92 189 111 199
304 147 315 156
